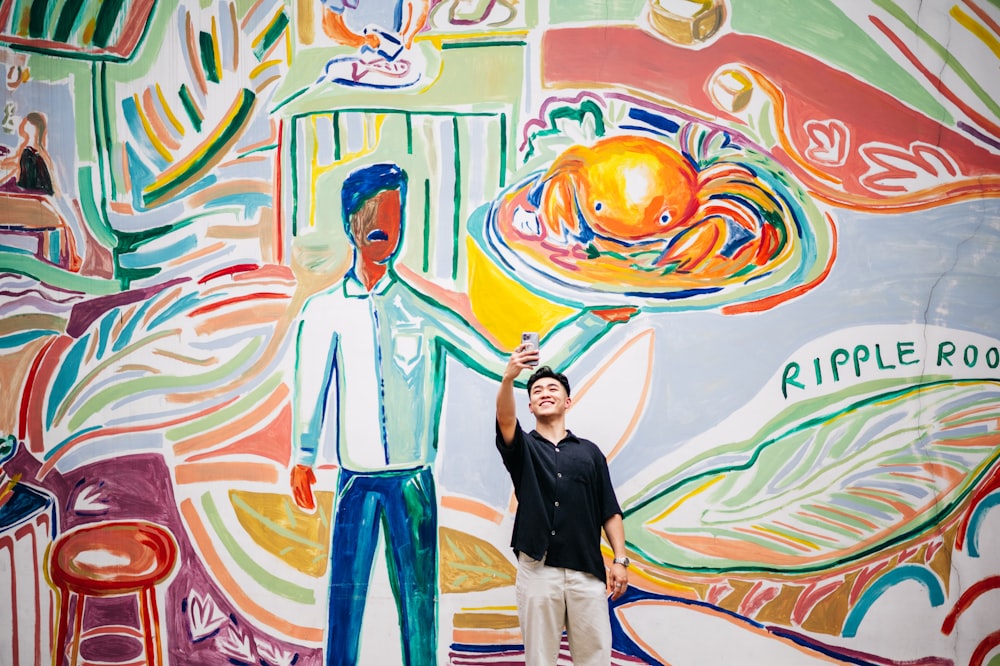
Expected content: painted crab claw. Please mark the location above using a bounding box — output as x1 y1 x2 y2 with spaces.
527 150 587 240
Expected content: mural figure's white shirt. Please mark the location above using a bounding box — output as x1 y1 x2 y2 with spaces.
294 271 436 472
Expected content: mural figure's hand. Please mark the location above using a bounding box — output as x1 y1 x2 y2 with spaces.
291 464 317 510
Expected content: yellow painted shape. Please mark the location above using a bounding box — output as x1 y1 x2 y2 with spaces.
752 523 820 551
134 93 174 162
465 237 576 349
647 475 723 524
229 489 334 576
439 526 516 593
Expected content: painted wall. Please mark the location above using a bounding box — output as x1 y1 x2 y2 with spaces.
1 0 999 664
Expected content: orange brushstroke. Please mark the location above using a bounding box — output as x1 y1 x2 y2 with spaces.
572 328 654 461
166 241 227 267
441 495 506 524
172 383 289 457
191 302 290 336
187 403 292 466
847 489 915 519
189 292 289 317
22 336 70 452
732 526 813 553
141 88 181 151
724 213 838 314
174 461 280 484
451 628 522 645
185 12 208 97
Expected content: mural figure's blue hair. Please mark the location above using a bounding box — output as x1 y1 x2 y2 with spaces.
341 162 408 231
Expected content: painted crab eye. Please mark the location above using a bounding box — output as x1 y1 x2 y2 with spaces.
660 212 671 224
595 202 604 212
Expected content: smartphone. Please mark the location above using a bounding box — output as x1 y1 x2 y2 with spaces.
520 332 539 366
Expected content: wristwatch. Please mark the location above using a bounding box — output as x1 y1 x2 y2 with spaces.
612 556 630 568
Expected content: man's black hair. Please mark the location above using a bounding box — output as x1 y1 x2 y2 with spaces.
526 366 571 397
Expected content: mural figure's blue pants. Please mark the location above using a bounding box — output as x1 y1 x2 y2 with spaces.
325 466 437 665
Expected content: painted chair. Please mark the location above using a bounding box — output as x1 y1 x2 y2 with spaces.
49 521 178 666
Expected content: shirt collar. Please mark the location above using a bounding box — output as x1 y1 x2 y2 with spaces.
529 429 579 445
343 268 395 297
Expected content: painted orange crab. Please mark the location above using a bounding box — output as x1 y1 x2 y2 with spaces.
524 134 794 281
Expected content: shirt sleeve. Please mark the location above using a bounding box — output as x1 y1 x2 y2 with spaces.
598 454 623 522
495 419 524 477
292 295 339 467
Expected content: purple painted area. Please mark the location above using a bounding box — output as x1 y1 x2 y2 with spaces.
65 277 188 338
7 450 320 665
79 634 144 662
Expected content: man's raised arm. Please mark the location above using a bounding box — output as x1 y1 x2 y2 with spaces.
496 346 538 446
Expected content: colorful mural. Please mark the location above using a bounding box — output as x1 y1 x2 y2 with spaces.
1 0 998 664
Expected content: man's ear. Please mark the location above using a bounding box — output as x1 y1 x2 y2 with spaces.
565 395 572 409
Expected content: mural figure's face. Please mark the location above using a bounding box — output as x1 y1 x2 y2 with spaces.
349 188 403 267
528 377 571 420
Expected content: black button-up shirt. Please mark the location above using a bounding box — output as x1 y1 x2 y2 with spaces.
496 420 622 582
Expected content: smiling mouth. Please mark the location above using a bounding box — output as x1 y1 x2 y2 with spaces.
367 230 389 242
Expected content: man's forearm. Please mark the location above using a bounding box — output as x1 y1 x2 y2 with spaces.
604 513 626 558
496 377 517 444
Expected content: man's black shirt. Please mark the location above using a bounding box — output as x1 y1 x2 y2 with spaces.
496 420 622 583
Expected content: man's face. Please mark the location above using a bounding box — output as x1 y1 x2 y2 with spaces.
349 188 402 266
528 377 571 418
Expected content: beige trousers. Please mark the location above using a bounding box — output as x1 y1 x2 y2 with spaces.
515 552 612 665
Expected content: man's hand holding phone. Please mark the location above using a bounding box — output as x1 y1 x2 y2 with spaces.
519 332 539 366
503 332 540 382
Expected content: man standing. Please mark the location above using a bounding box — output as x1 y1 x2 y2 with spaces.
496 352 630 665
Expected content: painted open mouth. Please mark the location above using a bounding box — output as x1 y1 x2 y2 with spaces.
367 230 389 242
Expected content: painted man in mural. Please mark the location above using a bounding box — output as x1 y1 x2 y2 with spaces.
291 163 436 666
496 358 629 666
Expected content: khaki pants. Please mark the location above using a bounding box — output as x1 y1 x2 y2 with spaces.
515 552 612 665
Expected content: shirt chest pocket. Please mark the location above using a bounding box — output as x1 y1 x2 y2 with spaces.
392 333 424 378
560 455 595 485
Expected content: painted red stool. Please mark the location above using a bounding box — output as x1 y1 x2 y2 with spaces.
49 521 178 666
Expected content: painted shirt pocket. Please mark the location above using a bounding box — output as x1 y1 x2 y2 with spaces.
392 333 424 378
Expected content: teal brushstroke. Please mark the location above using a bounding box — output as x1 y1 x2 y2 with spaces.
178 84 203 132
206 192 271 217
0 329 57 349
253 10 288 61
149 292 204 330
46 334 89 428
842 564 945 637
109 295 158 353
0 251 118 295
117 234 198 269
77 167 116 249
966 492 1000 558
121 96 170 171
199 31 220 83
